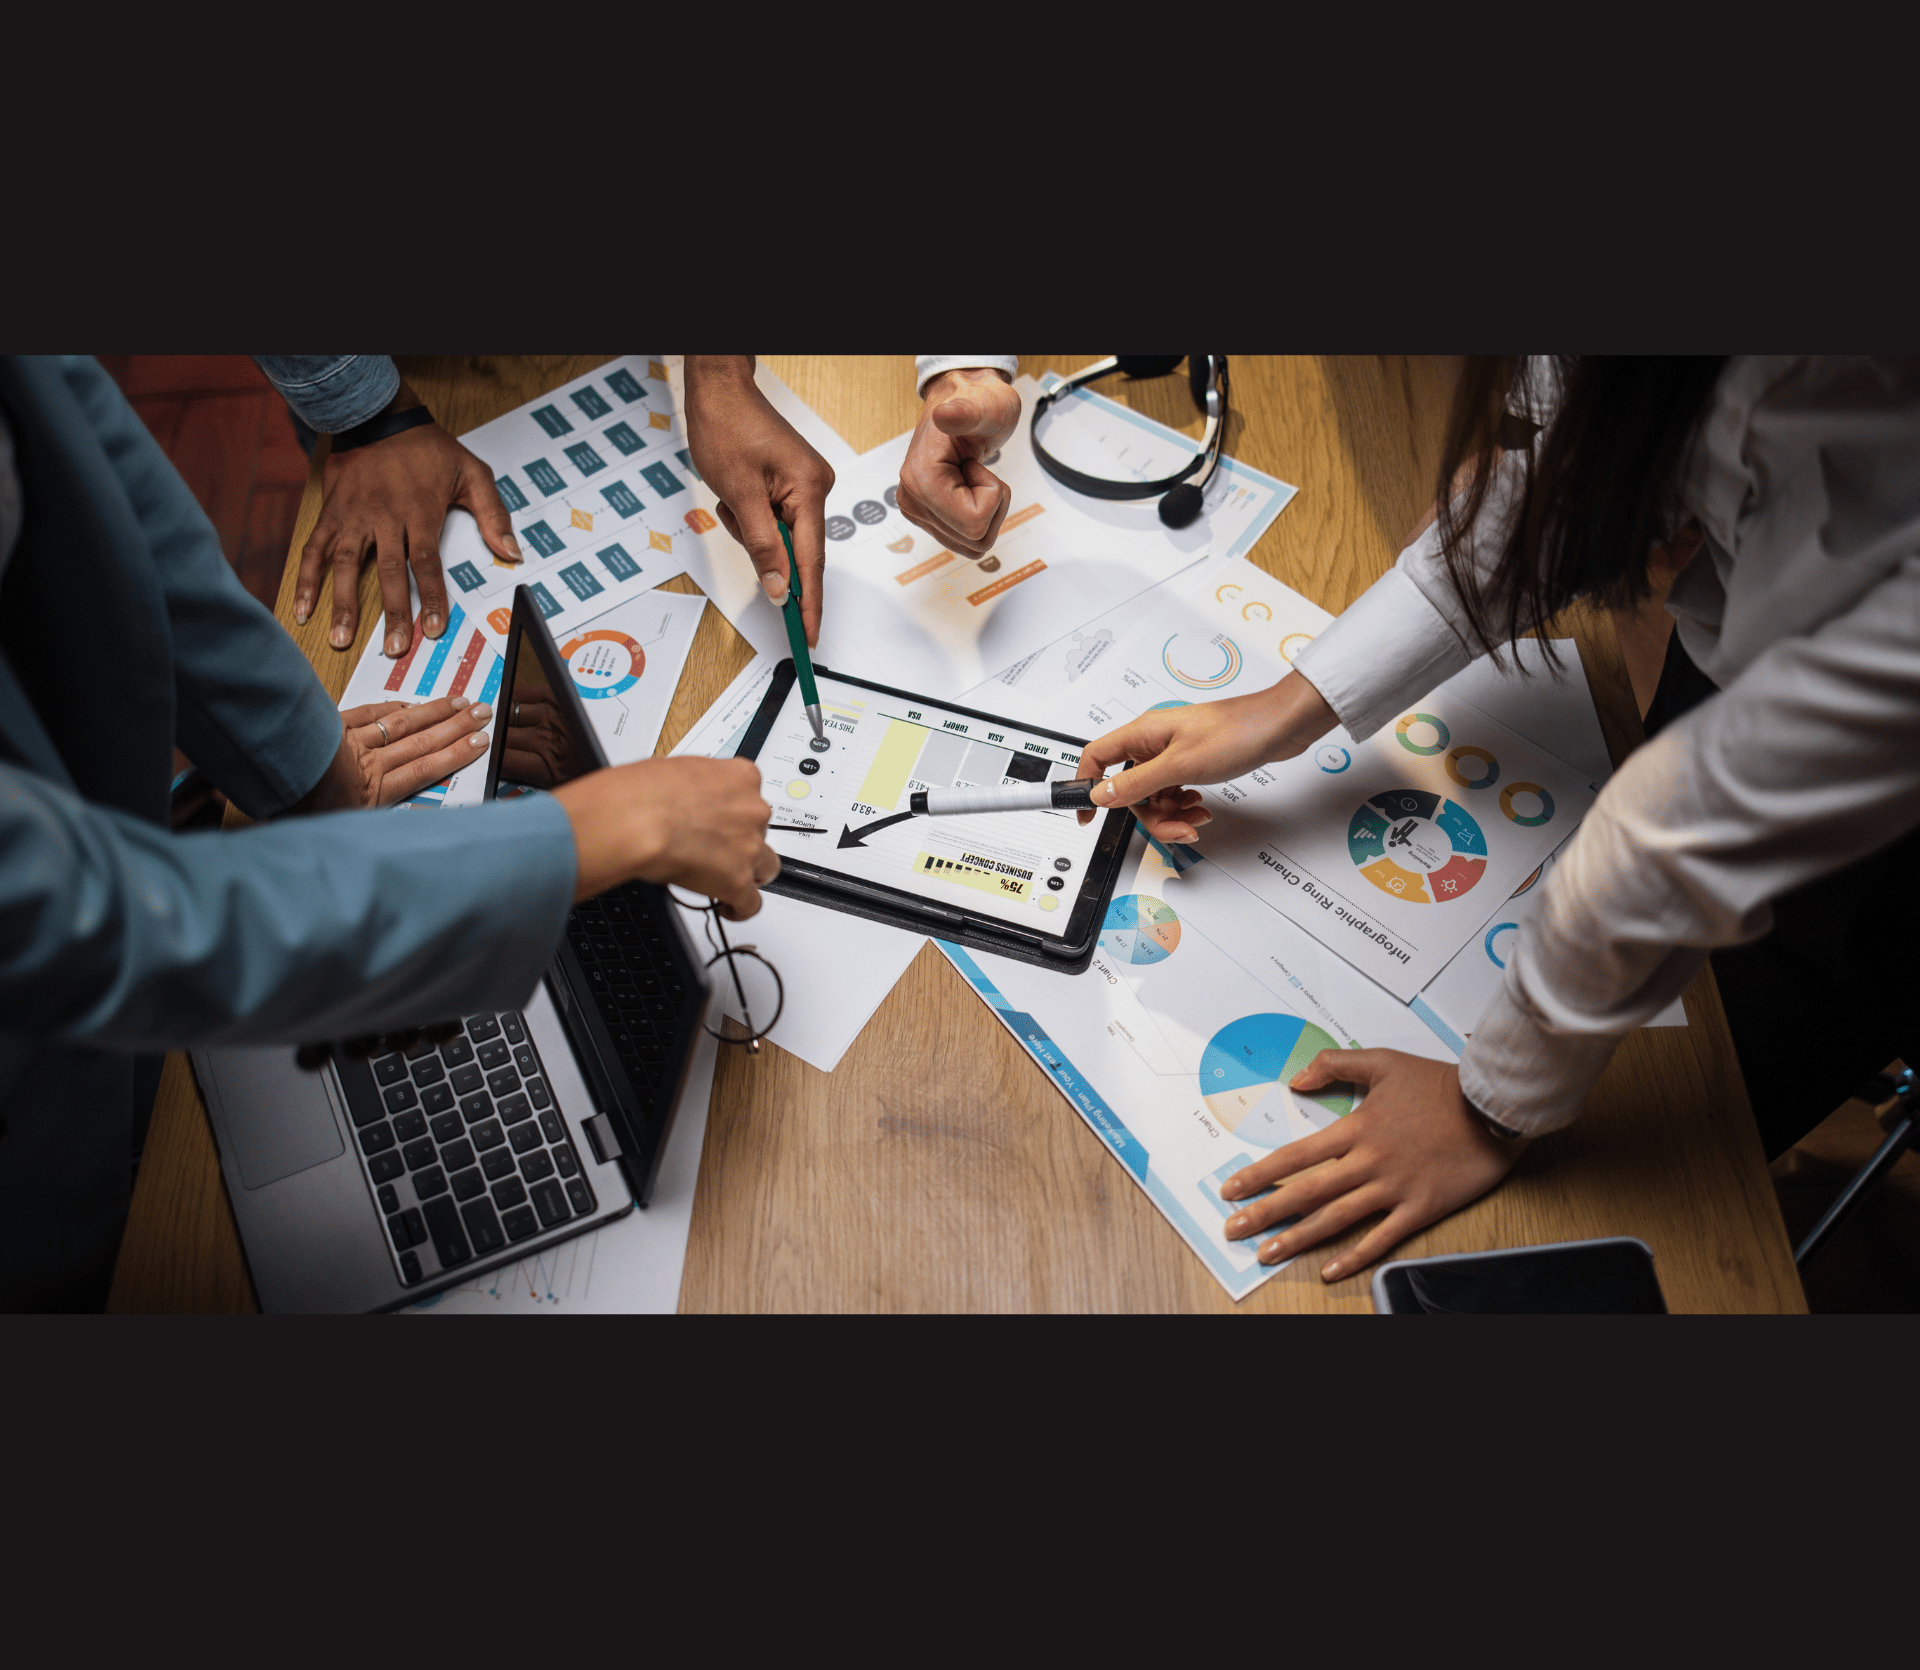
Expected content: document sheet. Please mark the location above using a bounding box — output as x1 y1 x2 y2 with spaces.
940 830 1456 1300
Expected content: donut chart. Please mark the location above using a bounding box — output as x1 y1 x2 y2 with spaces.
560 628 645 700
1395 712 1449 756
1163 631 1243 690
1099 894 1182 965
1445 744 1500 790
1200 1014 1352 1147
1347 787 1488 903
1500 782 1555 827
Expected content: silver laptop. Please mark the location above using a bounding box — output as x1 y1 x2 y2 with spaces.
193 585 713 1312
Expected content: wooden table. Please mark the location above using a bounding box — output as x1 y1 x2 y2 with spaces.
107 356 1807 1314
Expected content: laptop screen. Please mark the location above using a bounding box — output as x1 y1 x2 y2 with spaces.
484 588 610 801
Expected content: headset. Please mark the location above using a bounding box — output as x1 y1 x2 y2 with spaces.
1028 355 1229 529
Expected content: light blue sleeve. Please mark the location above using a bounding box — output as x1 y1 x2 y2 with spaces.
59 355 342 816
252 355 400 434
0 763 579 1050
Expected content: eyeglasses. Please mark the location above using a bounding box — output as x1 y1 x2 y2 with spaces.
666 887 784 1052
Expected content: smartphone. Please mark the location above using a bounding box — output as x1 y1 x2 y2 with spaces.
1371 1237 1666 1313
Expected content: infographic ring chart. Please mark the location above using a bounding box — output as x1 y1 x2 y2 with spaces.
1200 1014 1353 1147
560 628 645 699
1348 788 1489 905
1099 894 1182 965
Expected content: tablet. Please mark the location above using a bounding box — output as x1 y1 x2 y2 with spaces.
736 662 1134 972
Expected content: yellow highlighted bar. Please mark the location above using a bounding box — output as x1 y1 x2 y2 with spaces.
854 718 926 811
968 558 1047 607
894 549 956 585
913 852 1031 902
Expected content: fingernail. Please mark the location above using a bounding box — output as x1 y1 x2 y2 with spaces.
1290 1071 1307 1086
294 595 310 623
1093 781 1113 805
505 534 522 559
424 612 441 635
762 572 789 606
331 622 351 649
1226 1213 1244 1233
469 732 487 748
449 694 470 710
386 633 407 657
471 704 490 722
1322 1261 1342 1280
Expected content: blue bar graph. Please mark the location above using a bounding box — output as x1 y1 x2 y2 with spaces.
412 606 466 695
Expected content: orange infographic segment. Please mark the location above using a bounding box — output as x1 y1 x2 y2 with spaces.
1358 855 1433 903
968 558 1047 607
895 549 957 585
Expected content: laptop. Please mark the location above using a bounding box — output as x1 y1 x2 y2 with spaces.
192 585 713 1312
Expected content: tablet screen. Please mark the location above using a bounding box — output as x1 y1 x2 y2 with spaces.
750 671 1109 940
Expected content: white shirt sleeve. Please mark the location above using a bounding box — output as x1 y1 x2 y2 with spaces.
915 355 1018 397
1461 552 1920 1133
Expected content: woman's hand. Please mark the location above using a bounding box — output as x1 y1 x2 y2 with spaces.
553 755 779 917
1220 1049 1529 1280
297 695 494 813
1074 671 1341 842
896 368 1023 558
684 355 835 647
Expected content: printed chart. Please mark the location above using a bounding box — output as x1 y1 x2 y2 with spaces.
426 355 714 659
941 831 1455 1299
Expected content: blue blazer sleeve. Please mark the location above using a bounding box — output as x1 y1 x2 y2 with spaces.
52 357 343 817
0 762 578 1049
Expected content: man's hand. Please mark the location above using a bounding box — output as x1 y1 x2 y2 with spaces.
684 355 834 648
1073 671 1341 841
896 368 1022 558
295 695 495 813
554 755 779 917
1219 1050 1529 1280
294 384 522 658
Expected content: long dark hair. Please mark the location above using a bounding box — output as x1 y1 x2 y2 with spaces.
1434 356 1729 658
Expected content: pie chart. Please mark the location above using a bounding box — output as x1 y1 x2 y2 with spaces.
1200 1014 1351 1147
1099 894 1181 965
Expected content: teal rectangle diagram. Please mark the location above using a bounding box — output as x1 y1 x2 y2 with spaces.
675 447 700 482
522 521 565 558
564 441 607 477
558 562 604 602
641 462 683 498
605 368 643 403
601 480 642 518
571 385 611 421
527 582 563 619
495 475 528 512
603 421 643 456
531 404 573 438
448 560 484 593
524 458 565 496
596 543 640 581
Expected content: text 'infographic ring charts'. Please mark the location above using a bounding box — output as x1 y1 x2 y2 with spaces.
560 629 645 699
1499 782 1556 826
1200 1013 1352 1147
1162 631 1243 690
1348 788 1489 904
1394 712 1450 756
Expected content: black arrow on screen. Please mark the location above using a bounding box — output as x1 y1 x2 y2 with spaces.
836 810 919 848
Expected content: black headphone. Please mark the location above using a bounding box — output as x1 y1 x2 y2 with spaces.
1028 355 1229 529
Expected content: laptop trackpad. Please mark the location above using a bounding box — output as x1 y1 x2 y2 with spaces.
203 1046 346 1189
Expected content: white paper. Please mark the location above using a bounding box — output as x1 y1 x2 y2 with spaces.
670 655 927 1075
941 830 1456 1300
409 1029 718 1314
422 354 715 659
670 372 1298 702
530 587 705 769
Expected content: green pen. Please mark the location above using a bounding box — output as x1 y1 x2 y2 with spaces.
776 519 825 745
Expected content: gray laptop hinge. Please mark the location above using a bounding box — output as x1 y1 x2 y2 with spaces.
583 1112 623 1165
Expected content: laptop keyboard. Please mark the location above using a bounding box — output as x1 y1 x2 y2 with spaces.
565 885 697 1090
347 1010 597 1287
